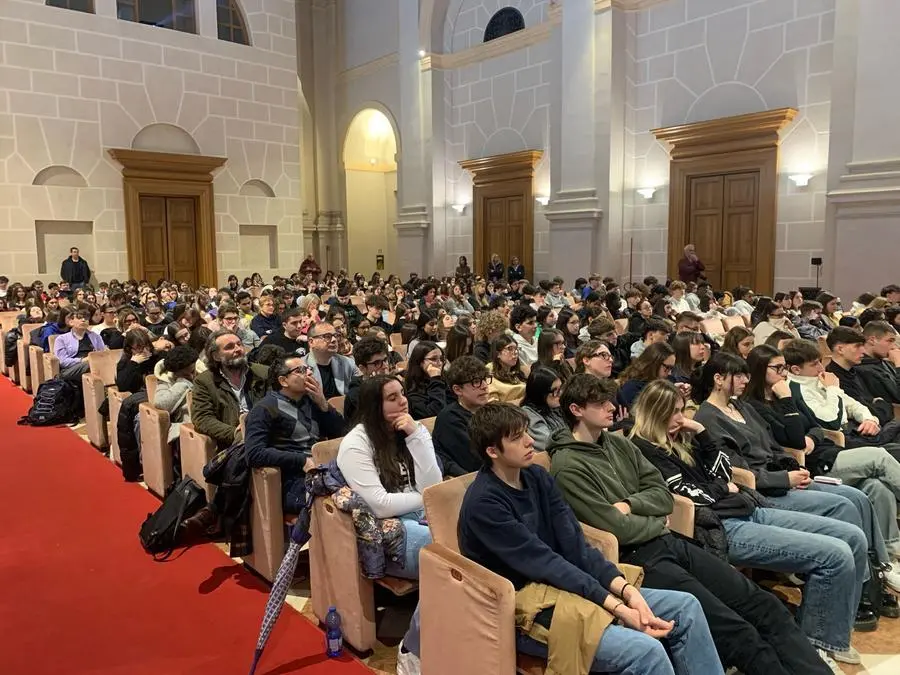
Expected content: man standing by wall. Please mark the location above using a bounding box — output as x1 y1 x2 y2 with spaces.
678 244 705 283
60 247 92 290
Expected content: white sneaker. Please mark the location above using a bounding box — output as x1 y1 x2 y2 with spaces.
883 563 900 593
396 640 421 675
831 645 861 665
817 649 845 674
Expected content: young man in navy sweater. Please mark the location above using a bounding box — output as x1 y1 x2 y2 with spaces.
457 402 723 675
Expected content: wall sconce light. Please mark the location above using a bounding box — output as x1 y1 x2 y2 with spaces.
636 187 657 200
789 173 814 188
535 196 550 207
418 49 427 58
451 203 467 215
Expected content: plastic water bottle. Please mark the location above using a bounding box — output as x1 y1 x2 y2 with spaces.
325 606 343 657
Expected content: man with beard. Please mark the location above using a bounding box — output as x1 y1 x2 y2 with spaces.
192 329 270 449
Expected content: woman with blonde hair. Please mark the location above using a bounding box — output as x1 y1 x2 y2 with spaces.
632 378 870 670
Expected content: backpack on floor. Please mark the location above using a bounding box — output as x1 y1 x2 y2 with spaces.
17 377 80 427
139 477 207 560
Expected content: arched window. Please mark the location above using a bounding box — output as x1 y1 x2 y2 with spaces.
217 0 249 45
117 0 196 34
46 0 94 13
483 7 525 42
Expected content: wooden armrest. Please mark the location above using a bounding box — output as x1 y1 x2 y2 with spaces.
669 495 695 538
580 522 618 563
783 447 806 467
731 467 756 490
822 429 845 447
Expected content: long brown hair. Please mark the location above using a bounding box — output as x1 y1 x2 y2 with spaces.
355 375 416 493
630 379 695 466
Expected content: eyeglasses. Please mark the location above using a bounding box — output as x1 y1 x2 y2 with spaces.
553 341 565 347
424 355 445 363
660 363 675 374
770 312 786 319
286 365 313 376
501 345 518 353
467 376 493 388
549 387 561 397
365 357 389 369
767 364 787 374
314 333 337 341
591 351 613 361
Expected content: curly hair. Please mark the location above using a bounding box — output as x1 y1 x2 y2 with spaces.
475 310 508 342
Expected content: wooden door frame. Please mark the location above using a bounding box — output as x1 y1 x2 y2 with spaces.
652 108 797 296
108 149 227 286
460 150 542 277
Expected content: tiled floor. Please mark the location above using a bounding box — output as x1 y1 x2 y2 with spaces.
71 422 900 674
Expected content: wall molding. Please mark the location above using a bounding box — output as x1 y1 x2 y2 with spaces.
337 52 399 85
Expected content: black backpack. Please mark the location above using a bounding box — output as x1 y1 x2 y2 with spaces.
139 478 207 560
4 327 21 367
17 377 80 426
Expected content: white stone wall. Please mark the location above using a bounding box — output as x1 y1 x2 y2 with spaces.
440 0 554 278
0 0 301 285
445 0 551 53
625 0 835 291
340 0 398 70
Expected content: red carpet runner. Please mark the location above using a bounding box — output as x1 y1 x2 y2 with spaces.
0 378 372 675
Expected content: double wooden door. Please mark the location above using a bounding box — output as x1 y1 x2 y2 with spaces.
687 172 759 292
139 196 199 286
482 189 527 275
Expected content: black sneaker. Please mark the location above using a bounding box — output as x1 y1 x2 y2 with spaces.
880 591 900 618
854 606 878 632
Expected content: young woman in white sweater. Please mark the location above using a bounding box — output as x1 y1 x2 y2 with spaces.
336 374 442 674
336 373 442 579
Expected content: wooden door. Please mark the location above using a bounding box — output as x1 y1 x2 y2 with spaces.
483 193 526 270
138 196 199 284
686 171 759 292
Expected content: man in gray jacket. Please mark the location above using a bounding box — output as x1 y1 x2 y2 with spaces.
303 321 358 398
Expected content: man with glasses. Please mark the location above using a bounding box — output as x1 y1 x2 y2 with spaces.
433 356 493 477
303 321 358 399
547 374 833 675
245 355 345 512
215 302 260 350
343 337 391 424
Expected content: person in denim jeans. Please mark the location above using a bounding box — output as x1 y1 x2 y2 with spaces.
460 403 723 675
337 374 443 675
633 379 867 673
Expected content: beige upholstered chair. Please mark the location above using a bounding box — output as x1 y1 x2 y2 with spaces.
308 437 418 652
29 345 45 393
140 375 174 498
180 423 217 502
107 387 131 465
614 318 628 335
82 350 122 449
722 316 744 331
13 323 42 390
42 334 60 382
701 318 725 337
731 467 756 490
327 395 345 416
0 311 20 378
420 416 436 434
420 474 618 675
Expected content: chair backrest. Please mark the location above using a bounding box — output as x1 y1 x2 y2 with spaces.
19 323 42 339
420 416 436 434
614 318 628 335
312 437 344 464
48 334 59 351
701 318 724 336
145 374 158 403
422 473 478 554
394 343 408 359
328 395 345 415
390 332 403 347
0 311 20 332
88 349 123 385
722 316 744 331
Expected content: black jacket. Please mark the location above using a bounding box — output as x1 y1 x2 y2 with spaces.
406 378 451 420
343 375 362 428
473 340 491 364
826 360 893 425
115 353 163 393
433 401 479 477
856 356 900 405
60 256 91 284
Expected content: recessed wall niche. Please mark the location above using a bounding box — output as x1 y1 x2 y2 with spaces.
35 220 94 275
238 224 278 270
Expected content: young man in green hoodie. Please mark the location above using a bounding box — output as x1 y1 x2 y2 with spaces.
546 373 832 675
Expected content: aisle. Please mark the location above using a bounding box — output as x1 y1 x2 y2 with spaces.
0 378 371 675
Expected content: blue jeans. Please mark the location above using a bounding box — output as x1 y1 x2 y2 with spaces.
386 511 432 657
767 483 870 585
517 588 723 674
722 507 861 652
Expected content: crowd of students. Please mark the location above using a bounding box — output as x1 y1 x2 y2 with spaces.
5 266 900 675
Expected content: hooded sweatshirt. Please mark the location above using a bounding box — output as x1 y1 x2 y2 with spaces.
546 428 673 546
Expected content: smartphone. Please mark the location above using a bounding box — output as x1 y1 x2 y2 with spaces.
812 475 842 485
